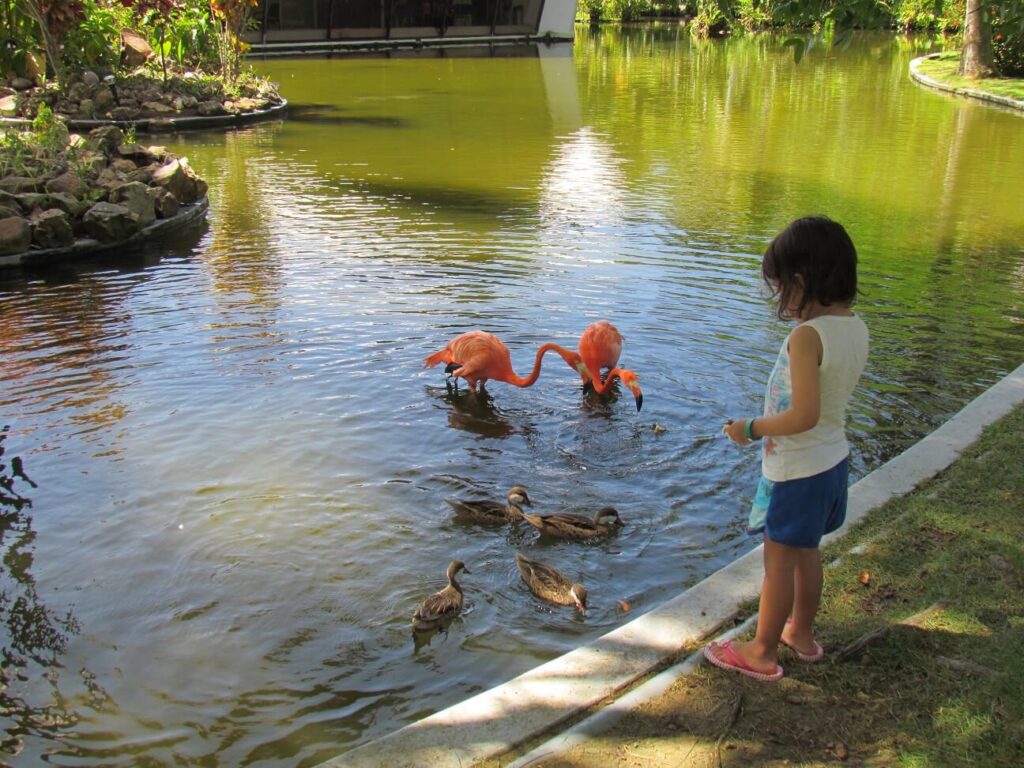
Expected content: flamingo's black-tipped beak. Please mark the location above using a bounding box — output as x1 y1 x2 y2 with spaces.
635 392 644 412
445 362 460 375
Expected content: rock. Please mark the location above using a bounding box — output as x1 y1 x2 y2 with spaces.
0 216 31 255
151 158 206 204
196 100 226 117
83 202 139 242
109 181 156 227
0 177 44 194
93 86 114 111
181 95 198 109
95 166 130 193
45 192 89 218
116 143 156 164
82 71 100 87
142 100 174 114
30 208 74 249
172 96 184 111
76 151 108 177
109 158 138 175
45 171 88 198
229 97 262 113
14 193 50 212
78 98 95 117
10 77 33 91
120 29 152 67
88 125 124 153
0 204 20 219
127 166 154 184
0 94 17 116
109 106 138 121
153 187 179 219
68 82 90 102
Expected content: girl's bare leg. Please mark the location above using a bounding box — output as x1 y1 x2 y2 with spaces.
782 547 822 653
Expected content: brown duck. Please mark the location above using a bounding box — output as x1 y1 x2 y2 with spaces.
516 552 587 611
521 506 623 540
412 560 470 631
446 485 532 525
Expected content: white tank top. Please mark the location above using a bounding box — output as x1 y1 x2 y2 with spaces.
761 313 869 482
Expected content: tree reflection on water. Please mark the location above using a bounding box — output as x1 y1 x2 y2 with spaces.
0 426 81 759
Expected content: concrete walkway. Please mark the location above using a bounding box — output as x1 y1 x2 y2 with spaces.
323 361 1024 767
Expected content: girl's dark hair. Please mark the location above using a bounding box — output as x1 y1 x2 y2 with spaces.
762 215 858 320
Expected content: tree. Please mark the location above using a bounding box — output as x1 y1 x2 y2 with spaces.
959 0 995 77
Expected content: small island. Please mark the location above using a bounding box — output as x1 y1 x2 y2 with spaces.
0 0 287 266
0 106 208 266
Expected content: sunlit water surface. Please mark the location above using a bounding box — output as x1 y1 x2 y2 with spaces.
1 27 1022 766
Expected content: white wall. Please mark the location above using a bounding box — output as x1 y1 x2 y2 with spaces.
537 0 578 38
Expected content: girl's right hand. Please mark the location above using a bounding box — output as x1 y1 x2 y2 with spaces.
722 419 753 446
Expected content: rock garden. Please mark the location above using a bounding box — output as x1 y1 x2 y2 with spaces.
0 0 283 265
0 105 208 264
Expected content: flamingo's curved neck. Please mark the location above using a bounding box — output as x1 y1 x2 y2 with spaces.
590 367 626 394
508 343 576 387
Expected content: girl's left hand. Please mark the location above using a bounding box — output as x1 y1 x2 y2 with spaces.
722 419 753 446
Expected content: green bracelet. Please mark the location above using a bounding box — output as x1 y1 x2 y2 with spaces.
745 418 758 441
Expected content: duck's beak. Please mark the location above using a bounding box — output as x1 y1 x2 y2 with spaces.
462 566 471 575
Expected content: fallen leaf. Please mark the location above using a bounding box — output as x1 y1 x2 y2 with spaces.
858 570 871 586
835 741 849 760
617 600 631 612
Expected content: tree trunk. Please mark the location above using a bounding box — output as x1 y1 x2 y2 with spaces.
959 0 996 78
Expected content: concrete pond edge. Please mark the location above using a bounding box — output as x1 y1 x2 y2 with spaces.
326 360 1024 768
0 99 288 134
0 196 209 269
909 54 1024 113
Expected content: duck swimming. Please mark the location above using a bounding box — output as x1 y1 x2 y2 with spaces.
412 560 470 631
446 485 532 525
521 506 623 540
515 552 587 612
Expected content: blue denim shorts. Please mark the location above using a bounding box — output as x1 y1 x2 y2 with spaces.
748 457 849 548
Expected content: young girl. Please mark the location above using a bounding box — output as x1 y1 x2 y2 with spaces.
704 216 869 681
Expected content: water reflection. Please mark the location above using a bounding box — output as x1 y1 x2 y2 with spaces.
425 385 520 438
0 428 81 760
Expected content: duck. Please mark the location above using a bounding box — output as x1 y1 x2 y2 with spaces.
521 506 623 540
412 560 470 631
446 485 532 525
516 552 587 611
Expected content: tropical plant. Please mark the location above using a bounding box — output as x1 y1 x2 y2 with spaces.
20 0 87 84
209 0 258 85
62 0 133 73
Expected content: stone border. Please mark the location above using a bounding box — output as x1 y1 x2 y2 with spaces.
0 195 209 269
324 361 1024 768
910 54 1024 113
0 99 287 134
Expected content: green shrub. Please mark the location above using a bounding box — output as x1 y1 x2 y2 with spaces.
62 0 134 73
607 0 651 21
992 12 1024 76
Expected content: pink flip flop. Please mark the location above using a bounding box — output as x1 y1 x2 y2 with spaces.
782 619 826 662
781 636 825 662
703 640 784 682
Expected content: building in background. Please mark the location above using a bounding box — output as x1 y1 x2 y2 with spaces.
246 0 578 52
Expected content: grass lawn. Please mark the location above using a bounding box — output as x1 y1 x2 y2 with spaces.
507 403 1024 767
917 51 1024 102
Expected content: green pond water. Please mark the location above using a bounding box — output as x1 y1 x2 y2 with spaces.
0 26 1022 766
